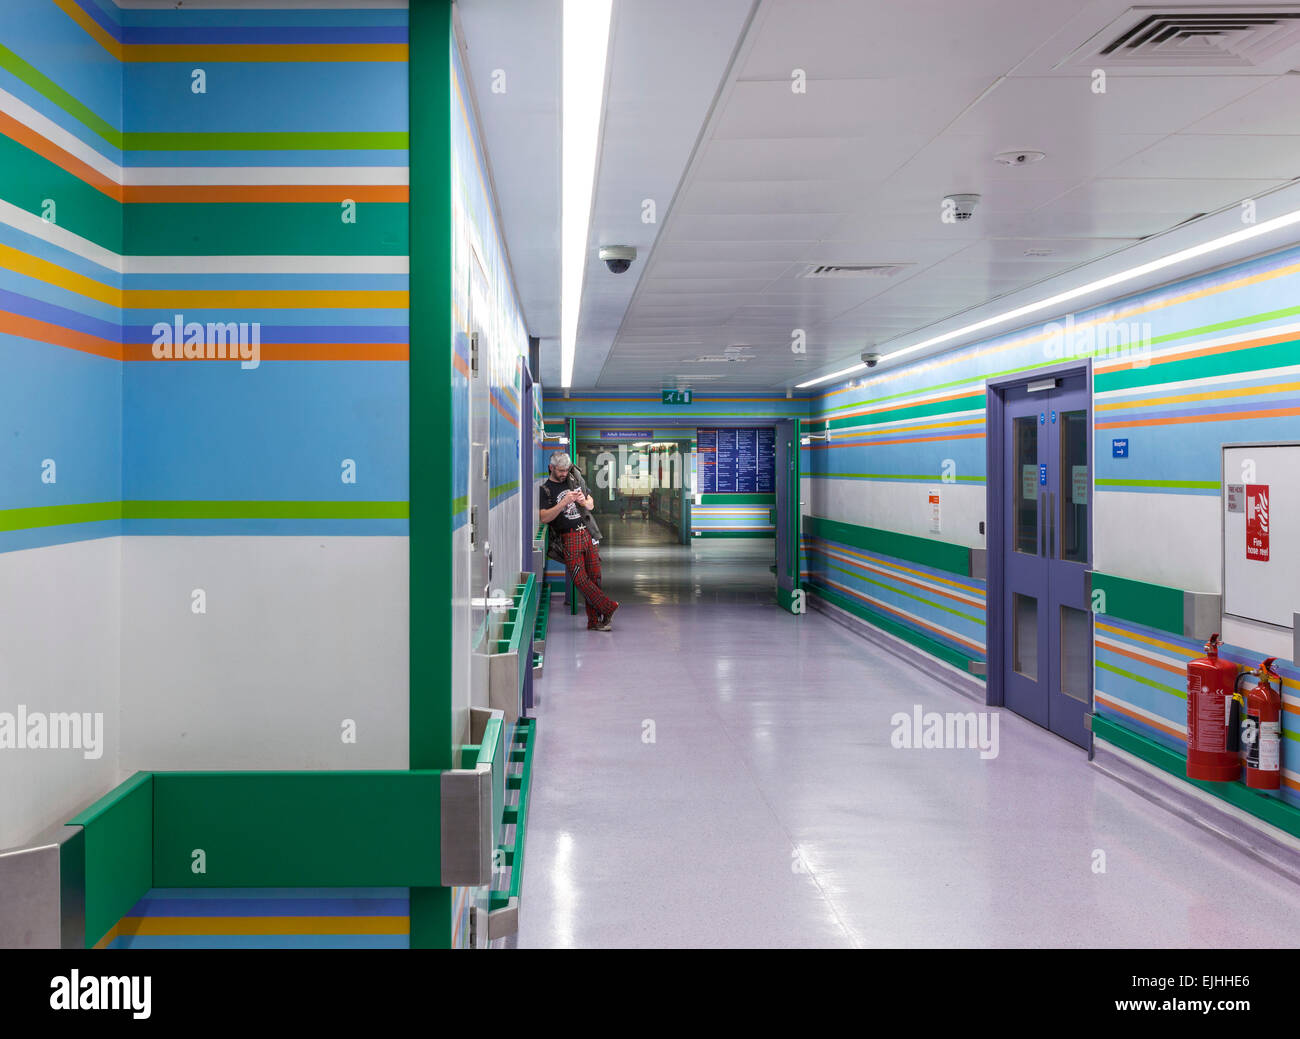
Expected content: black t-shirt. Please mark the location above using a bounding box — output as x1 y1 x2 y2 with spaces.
539 476 585 534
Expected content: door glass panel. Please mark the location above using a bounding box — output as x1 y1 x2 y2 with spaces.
1014 593 1038 680
1013 416 1039 555
1059 604 1092 703
1059 409 1088 563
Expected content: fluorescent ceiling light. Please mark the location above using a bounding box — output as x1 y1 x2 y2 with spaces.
561 0 613 389
796 206 1300 389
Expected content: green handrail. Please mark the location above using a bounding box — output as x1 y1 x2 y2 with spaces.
490 718 534 910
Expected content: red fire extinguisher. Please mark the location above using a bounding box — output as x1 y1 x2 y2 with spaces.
1237 658 1282 791
1186 633 1241 782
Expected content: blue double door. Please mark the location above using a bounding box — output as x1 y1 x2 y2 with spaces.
1002 373 1093 748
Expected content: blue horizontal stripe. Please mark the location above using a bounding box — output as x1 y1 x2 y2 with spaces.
119 26 408 45
127 897 409 917
0 288 121 341
121 150 407 167
142 887 407 899
119 518 409 537
109 933 409 950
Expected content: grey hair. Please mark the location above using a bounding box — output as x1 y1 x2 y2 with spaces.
548 451 572 470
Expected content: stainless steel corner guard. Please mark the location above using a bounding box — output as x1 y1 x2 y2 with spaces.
968 547 987 581
1183 591 1222 641
0 821 85 949
440 763 494 887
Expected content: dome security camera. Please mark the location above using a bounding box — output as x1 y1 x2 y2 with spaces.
599 245 637 274
861 350 882 368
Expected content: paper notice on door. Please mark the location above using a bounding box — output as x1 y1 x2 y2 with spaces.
1071 465 1088 505
1022 464 1037 501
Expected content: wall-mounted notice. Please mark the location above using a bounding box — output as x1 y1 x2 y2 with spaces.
697 427 776 494
928 489 941 533
1071 465 1088 505
1247 483 1270 562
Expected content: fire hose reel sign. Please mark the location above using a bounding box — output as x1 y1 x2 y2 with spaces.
1246 483 1270 562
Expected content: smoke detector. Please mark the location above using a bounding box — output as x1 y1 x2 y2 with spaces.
995 149 1046 166
943 193 981 220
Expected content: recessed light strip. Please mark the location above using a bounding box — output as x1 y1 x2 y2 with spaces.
795 207 1300 389
561 0 613 389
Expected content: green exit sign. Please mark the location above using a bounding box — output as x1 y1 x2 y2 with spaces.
662 389 693 405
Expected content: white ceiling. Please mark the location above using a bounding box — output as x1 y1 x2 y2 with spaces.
457 0 1300 390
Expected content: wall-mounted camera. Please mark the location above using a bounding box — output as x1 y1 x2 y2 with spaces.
599 245 637 274
861 350 882 368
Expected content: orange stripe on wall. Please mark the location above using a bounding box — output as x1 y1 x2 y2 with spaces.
1096 405 1300 430
1 310 122 360
0 110 121 200
121 185 409 204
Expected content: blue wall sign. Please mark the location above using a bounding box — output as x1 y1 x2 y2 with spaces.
1112 438 1129 458
1039 463 1048 486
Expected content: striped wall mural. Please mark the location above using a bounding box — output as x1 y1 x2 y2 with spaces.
0 0 410 551
691 493 774 538
807 238 1300 814
98 887 410 950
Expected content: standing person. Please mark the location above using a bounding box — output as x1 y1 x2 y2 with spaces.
539 451 620 631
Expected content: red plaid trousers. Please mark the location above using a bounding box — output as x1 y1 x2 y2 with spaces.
559 528 618 624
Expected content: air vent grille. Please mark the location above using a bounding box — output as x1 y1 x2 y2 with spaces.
1071 6 1300 67
799 263 912 279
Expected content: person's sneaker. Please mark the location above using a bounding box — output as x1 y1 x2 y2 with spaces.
598 603 619 630
588 614 605 630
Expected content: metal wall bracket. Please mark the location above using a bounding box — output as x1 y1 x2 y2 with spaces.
967 547 987 581
439 763 493 887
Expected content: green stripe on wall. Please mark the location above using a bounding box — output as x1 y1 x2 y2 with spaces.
1096 659 1185 699
804 515 972 577
1095 478 1220 490
810 580 980 672
0 502 121 532
1091 571 1184 636
0 501 409 531
0 133 122 252
1096 335 1300 393
126 203 408 255
0 44 122 148
691 530 773 538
